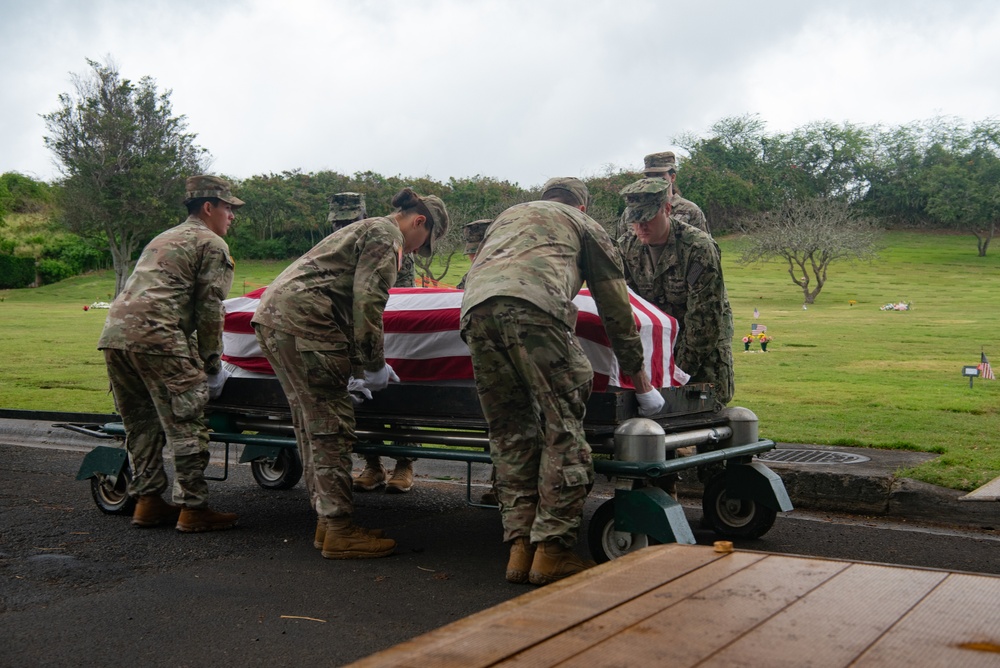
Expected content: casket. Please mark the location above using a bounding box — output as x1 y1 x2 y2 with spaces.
222 287 688 391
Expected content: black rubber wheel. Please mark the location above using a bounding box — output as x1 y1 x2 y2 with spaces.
587 498 650 564
250 448 303 490
90 465 136 515
702 473 777 539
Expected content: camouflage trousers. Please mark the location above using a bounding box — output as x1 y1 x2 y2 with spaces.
254 324 356 520
103 349 211 508
462 297 594 548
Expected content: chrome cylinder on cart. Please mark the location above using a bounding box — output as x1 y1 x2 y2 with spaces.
614 418 667 463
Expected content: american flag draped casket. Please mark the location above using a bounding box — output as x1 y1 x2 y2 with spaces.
222 287 689 392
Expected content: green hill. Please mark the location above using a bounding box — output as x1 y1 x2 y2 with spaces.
0 230 997 491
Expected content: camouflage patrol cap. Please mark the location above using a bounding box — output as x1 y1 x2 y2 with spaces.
417 194 450 258
463 219 491 255
620 178 672 225
328 192 367 226
541 177 590 208
184 175 245 208
643 151 678 176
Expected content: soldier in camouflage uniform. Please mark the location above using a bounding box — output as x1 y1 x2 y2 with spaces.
253 188 448 559
461 178 662 586
644 151 710 234
617 152 710 238
456 219 490 290
618 178 734 406
329 194 420 494
98 175 242 533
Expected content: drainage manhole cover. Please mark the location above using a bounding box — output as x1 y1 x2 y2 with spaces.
758 449 870 465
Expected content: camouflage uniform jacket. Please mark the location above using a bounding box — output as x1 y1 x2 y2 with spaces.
97 216 234 375
461 201 644 376
671 194 710 236
618 218 734 382
252 217 403 374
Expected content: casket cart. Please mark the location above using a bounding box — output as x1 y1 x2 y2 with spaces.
75 286 791 562
75 378 792 563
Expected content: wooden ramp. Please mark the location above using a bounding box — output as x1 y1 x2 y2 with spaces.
345 544 1000 668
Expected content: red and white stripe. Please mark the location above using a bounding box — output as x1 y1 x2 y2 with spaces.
222 287 687 390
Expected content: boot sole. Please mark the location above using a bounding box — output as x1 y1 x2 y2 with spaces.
506 569 530 584
529 572 561 586
176 521 238 533
353 481 386 492
132 517 180 528
321 548 394 559
384 484 412 494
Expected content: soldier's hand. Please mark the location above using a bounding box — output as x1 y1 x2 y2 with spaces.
207 367 230 400
363 363 400 392
636 388 665 417
347 376 373 404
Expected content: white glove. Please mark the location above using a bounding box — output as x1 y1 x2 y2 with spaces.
347 376 373 405
635 388 665 417
207 366 230 400
362 363 400 393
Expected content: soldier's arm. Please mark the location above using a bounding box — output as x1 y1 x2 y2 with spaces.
581 228 645 377
193 239 235 375
352 227 398 372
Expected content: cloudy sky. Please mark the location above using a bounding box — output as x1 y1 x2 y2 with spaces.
2 0 998 188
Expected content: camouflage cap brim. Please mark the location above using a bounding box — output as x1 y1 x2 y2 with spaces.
417 195 449 257
623 202 662 226
183 175 245 209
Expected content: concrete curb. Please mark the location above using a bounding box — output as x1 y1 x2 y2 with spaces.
2 419 996 532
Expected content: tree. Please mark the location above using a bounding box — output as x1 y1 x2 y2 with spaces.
674 114 785 232
737 197 882 304
767 121 873 202
43 58 206 295
921 119 1000 256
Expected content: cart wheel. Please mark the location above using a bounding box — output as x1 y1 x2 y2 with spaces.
90 465 136 515
702 474 777 539
251 449 303 490
588 498 649 564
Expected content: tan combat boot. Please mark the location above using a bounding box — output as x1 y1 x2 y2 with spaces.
505 537 536 584
131 495 182 528
321 517 395 559
528 540 595 586
175 506 239 533
353 458 387 492
313 517 385 548
385 460 414 494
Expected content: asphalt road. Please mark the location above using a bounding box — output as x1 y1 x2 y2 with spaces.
2 443 998 668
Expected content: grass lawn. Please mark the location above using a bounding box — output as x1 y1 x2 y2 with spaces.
1 231 997 491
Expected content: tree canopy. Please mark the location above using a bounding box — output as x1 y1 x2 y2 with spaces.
43 57 205 295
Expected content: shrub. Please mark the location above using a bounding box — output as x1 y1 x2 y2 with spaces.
36 258 75 285
0 254 36 288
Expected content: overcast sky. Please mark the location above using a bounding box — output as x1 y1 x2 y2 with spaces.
2 0 998 189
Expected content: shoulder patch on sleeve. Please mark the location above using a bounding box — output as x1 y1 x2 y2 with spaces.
686 261 704 287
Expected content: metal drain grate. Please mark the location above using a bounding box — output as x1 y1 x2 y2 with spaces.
758 449 870 465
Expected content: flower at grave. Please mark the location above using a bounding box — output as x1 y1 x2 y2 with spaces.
849 300 857 307
880 301 911 311
742 336 754 344
758 334 772 343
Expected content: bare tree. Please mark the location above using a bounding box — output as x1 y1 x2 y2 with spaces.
737 197 882 304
